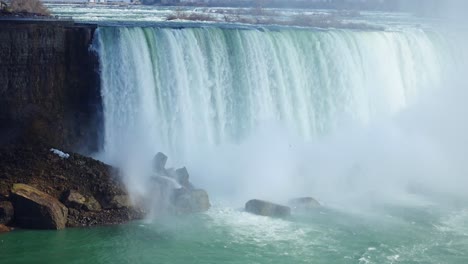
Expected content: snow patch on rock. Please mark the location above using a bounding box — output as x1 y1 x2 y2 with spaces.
50 148 70 159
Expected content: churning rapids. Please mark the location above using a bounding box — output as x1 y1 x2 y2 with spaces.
2 5 468 264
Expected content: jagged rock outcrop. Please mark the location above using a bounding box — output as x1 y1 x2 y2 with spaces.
11 183 69 230
245 199 291 218
153 152 168 174
288 197 320 210
149 152 210 214
174 167 193 189
0 21 102 154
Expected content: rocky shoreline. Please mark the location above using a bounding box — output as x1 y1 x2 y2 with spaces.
0 145 212 233
0 145 145 231
0 19 214 234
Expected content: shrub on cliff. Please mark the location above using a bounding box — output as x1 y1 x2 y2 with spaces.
10 0 50 16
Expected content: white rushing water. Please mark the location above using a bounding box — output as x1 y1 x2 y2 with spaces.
95 26 449 160
94 25 468 206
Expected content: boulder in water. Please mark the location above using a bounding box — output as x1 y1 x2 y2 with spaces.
245 199 291 218
11 183 68 229
62 190 102 212
153 152 168 174
0 201 14 225
288 197 320 210
173 188 210 214
149 152 209 214
174 167 194 189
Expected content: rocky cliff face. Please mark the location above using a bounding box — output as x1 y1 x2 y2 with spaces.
0 21 102 154
0 21 150 231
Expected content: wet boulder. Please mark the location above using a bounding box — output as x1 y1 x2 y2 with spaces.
173 188 210 214
10 183 68 230
174 167 194 189
288 197 320 210
62 190 102 212
0 201 14 225
245 199 291 218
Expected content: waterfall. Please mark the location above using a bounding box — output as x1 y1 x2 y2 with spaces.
94 26 451 164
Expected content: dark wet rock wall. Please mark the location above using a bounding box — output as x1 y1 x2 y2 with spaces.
0 21 102 154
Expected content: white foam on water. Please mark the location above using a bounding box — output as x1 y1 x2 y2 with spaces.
437 209 468 236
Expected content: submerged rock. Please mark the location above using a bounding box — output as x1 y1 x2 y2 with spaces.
11 183 68 230
288 197 320 210
62 190 102 212
245 199 291 218
173 188 210 214
0 201 14 225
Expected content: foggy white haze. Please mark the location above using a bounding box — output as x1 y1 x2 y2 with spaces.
184 1 468 211
188 51 468 211
84 0 468 216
